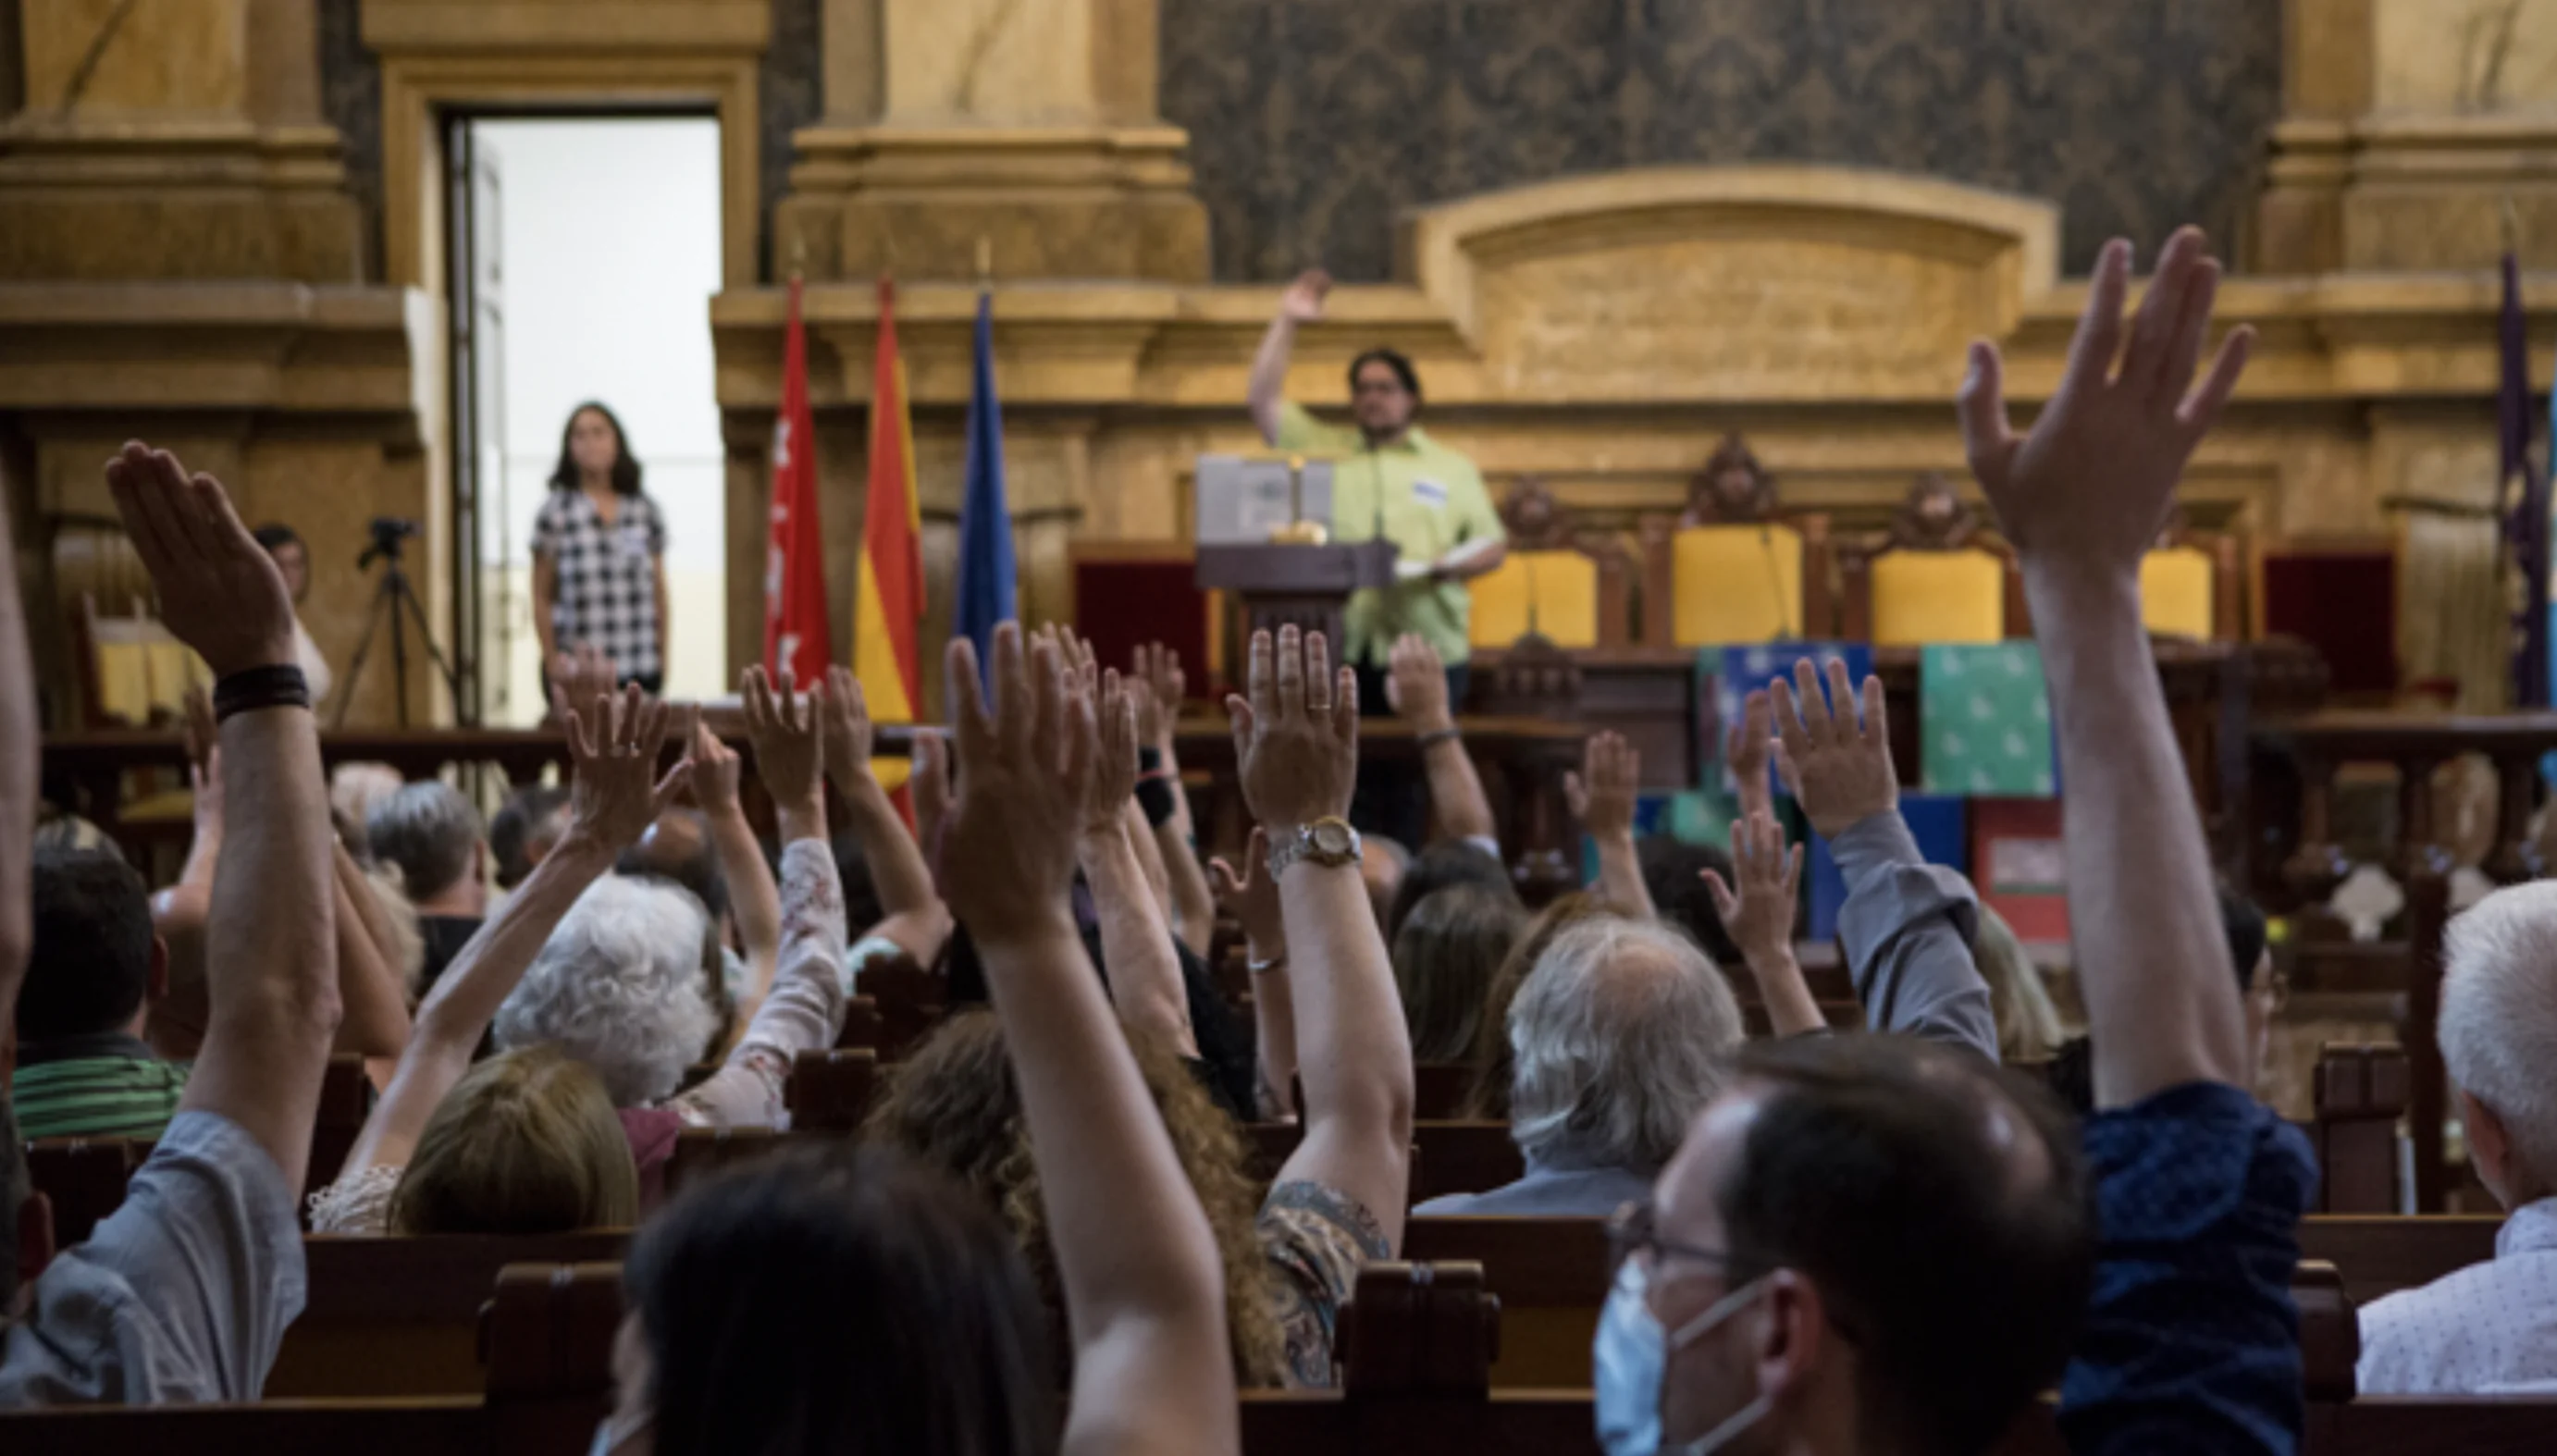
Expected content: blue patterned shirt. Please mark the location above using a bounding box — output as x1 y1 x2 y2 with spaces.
2061 1082 2320 1456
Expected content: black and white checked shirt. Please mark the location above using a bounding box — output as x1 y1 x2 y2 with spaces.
533 488 666 682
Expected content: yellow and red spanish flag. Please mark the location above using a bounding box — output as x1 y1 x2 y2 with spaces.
855 277 923 804
763 276 833 684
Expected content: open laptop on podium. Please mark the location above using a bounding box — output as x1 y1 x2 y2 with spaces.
1193 454 1398 647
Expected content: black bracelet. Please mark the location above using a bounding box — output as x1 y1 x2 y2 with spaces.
1138 746 1165 775
1134 774 1179 828
213 663 312 722
1414 726 1464 751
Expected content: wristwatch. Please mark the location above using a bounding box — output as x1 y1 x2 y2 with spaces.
1266 816 1363 879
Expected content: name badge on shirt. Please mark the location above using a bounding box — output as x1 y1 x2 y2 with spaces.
1411 476 1449 509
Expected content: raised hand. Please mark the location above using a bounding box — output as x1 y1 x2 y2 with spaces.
1225 625 1358 836
549 643 619 728
741 666 826 826
1127 674 1167 754
102 442 295 678
1565 731 1640 840
1704 812 1803 966
941 623 1098 944
820 664 877 789
1958 228 2252 582
1209 826 1284 956
1082 670 1143 837
1134 642 1188 740
1772 659 1896 840
1280 268 1332 324
562 684 691 853
1384 631 1451 732
688 716 743 819
1725 687 1777 820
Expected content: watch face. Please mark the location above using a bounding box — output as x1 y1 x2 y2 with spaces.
1311 820 1355 857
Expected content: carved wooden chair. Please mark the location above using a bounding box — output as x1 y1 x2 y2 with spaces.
1839 473 2015 645
2140 519 2245 640
1465 477 1632 650
1638 433 1835 645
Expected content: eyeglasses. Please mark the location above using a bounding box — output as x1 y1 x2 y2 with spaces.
1607 1200 1750 1280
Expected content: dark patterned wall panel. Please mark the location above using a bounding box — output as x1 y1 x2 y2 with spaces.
316 0 383 283
1161 0 2284 282
760 0 823 282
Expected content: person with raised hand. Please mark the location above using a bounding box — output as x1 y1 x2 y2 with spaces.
1127 653 1217 957
1211 827 1296 1122
1961 227 2312 1452
1077 672 1198 1058
1386 630 1499 851
821 663 953 973
1703 811 1821 1038
1567 731 1652 916
1226 624 1410 1379
306 685 693 1236
946 623 1240 1455
2 442 340 1403
1769 658 1995 1057
683 718 781 1027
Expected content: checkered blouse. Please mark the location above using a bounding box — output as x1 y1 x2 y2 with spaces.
533 488 665 682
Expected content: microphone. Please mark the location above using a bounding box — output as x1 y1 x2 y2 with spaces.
1757 522 1797 641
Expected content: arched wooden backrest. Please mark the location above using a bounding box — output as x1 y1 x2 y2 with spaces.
1337 1261 1501 1397
1643 516 1834 646
785 1047 880 1135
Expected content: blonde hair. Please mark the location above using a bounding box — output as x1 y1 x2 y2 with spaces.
867 1011 1289 1387
389 1044 640 1234
1971 904 2067 1066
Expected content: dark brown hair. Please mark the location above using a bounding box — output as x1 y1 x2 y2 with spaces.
548 401 643 496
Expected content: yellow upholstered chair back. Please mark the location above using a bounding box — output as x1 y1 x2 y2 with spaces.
1671 524 1805 646
2140 545 2217 639
1869 549 2005 645
80 596 208 727
1470 549 1600 649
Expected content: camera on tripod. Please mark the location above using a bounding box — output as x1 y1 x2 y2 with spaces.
358 516 422 569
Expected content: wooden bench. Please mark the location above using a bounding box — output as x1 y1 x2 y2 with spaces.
1246 1120 1525 1206
24 1055 373 1244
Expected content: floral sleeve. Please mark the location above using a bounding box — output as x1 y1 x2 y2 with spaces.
1258 1178 1391 1388
671 839 847 1129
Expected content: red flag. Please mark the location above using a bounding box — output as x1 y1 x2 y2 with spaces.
764 276 831 684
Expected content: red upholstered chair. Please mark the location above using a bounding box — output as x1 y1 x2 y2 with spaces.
1069 539 1219 697
2257 534 2397 697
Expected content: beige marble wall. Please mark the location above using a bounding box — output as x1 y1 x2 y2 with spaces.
2374 0 2557 112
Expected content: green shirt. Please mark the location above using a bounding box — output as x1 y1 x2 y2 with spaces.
1272 402 1504 666
11 1036 190 1141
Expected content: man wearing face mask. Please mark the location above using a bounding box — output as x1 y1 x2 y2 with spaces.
1598 231 2317 1456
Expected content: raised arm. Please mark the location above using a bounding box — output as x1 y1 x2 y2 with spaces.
1959 229 2254 1104
821 664 951 964
109 443 341 1184
1078 672 1198 1056
339 689 687 1178
1705 810 1822 1038
1248 270 1328 445
327 843 416 1060
1130 664 1216 956
673 669 848 1130
0 468 33 1049
1213 828 1296 1121
945 624 1238 1456
1230 626 1415 1248
688 720 781 1020
1567 731 1652 916
1388 632 1496 850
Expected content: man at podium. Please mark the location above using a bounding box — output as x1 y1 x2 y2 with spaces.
1247 269 1507 715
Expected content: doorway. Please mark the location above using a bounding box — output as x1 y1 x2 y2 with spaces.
446 114 727 726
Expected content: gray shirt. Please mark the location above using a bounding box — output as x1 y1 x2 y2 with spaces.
1832 810 1999 1060
0 1110 305 1405
1412 1157 1655 1218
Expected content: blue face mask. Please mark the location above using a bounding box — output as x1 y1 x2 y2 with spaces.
1594 1258 1773 1456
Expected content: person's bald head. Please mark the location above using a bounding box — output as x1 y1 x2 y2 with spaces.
1648 1038 2090 1456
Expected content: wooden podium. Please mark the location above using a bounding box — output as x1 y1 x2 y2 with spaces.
1196 541 1399 652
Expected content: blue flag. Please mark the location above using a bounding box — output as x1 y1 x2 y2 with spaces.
956 291 1017 684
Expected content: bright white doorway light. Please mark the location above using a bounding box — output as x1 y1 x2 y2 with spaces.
464 116 726 723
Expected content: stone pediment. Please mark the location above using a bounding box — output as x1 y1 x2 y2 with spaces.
1401 166 2060 402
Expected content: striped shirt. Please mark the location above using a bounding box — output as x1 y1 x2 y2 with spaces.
10 1033 189 1141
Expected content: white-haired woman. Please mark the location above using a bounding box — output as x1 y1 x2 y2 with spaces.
309 671 846 1232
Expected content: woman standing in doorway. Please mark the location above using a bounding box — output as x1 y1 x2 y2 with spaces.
533 402 670 694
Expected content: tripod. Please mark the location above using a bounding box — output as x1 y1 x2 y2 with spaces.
335 537 462 728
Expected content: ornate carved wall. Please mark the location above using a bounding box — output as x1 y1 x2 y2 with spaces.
1160 0 2285 282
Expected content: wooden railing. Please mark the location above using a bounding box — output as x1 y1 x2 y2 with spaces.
2249 711 2557 1210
